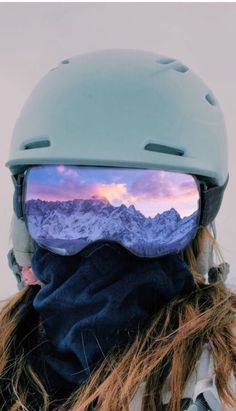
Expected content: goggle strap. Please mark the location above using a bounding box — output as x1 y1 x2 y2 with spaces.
11 173 24 220
199 174 229 227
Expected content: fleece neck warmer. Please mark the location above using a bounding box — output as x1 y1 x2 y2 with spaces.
30 241 196 397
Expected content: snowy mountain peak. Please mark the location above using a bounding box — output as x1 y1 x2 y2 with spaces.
90 195 110 204
161 207 181 220
128 204 136 213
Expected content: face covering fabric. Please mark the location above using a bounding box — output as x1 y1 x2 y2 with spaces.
30 241 196 397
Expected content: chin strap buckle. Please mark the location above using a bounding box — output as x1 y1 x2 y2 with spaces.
7 248 25 290
208 262 230 284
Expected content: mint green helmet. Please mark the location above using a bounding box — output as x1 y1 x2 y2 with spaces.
5 49 230 289
6 49 228 186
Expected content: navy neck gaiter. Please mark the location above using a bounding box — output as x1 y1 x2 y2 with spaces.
30 241 196 397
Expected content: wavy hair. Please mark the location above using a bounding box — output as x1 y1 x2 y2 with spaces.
0 226 236 411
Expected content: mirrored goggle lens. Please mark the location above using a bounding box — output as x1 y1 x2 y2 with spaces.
23 165 201 258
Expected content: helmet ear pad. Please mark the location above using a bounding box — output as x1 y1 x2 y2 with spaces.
195 224 214 277
10 213 35 267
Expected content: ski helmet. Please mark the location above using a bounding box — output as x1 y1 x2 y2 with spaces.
5 49 229 289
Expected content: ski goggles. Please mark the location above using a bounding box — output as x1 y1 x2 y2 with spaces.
11 164 206 258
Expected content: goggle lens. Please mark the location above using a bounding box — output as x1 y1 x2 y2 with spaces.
23 165 201 258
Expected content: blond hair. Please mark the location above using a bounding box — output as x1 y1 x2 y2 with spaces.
0 226 236 411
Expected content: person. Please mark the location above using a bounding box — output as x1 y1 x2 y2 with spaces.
1 49 236 411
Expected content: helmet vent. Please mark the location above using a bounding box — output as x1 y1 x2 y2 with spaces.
172 63 189 73
21 138 51 150
144 143 184 156
156 57 176 64
205 92 217 106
